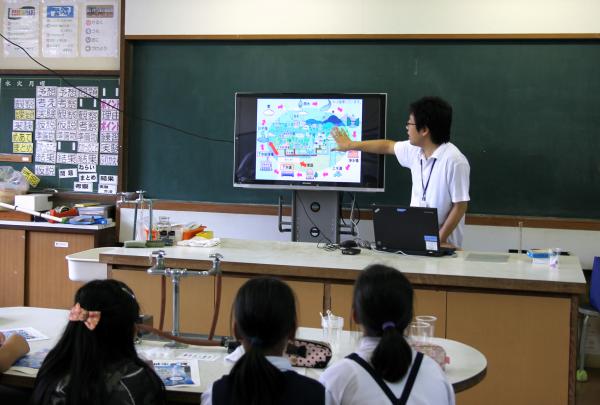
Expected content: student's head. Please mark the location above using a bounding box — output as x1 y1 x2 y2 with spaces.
67 279 141 357
230 277 298 405
234 276 297 352
408 96 453 145
32 279 163 405
353 264 414 382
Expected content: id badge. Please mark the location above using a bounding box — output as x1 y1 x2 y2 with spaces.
419 198 429 208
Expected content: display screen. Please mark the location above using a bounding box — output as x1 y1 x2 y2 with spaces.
233 93 386 192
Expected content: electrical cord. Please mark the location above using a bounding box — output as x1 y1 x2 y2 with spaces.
0 32 232 145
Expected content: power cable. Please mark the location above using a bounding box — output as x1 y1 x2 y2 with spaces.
0 32 232 145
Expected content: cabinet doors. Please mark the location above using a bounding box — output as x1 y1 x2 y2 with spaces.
27 232 91 308
110 273 324 337
329 283 446 336
0 229 26 306
448 291 570 405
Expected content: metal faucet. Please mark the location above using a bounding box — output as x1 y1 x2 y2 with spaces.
148 250 224 348
117 190 154 240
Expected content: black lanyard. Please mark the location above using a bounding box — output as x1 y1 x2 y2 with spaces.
420 158 437 202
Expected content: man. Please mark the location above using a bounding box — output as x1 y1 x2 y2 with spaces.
331 96 470 248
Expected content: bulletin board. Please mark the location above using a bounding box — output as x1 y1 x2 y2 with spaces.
0 75 120 193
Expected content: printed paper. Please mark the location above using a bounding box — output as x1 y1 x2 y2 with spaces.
81 2 119 57
0 327 49 342
3 2 40 57
42 4 78 57
152 360 201 387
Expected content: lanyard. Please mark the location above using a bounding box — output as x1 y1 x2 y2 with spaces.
420 158 437 202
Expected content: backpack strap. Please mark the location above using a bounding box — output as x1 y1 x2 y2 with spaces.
346 352 424 405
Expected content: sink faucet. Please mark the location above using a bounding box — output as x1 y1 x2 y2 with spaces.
148 250 167 273
117 190 153 240
147 251 224 348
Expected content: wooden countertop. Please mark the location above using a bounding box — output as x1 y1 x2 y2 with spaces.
0 220 115 233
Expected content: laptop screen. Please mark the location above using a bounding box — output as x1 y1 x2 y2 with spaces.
372 205 441 255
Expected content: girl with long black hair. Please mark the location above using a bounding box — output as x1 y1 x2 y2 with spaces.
320 264 454 405
31 279 165 405
202 276 327 405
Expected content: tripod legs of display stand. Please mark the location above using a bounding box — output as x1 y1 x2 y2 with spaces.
278 190 357 243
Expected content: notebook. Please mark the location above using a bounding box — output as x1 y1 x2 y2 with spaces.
371 205 455 257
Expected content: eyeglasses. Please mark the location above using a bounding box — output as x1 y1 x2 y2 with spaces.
406 122 417 126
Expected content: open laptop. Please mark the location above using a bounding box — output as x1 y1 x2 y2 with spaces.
372 204 455 257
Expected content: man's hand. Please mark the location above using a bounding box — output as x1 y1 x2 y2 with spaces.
331 127 353 151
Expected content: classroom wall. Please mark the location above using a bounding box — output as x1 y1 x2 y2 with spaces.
124 0 600 35
119 0 600 269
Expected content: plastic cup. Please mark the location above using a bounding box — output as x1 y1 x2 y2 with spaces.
549 248 561 268
409 321 432 344
415 315 437 338
322 315 344 352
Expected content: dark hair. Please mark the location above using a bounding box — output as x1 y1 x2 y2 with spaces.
229 277 297 405
31 279 165 404
409 96 453 144
353 264 414 382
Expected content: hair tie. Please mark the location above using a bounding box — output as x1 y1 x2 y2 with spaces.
68 303 101 331
381 321 396 331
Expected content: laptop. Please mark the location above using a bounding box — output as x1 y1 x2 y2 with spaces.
372 205 455 257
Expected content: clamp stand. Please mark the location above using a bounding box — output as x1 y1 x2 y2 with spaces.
148 250 224 348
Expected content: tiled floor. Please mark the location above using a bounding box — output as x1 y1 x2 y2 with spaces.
576 367 600 405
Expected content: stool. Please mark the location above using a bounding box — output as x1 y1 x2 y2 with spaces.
577 305 600 381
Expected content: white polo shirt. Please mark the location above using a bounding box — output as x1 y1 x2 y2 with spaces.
393 141 470 247
319 337 455 405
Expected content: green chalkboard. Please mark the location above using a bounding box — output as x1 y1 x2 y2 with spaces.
125 40 600 218
0 75 119 194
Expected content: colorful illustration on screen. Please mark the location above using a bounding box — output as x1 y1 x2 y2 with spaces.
255 98 362 183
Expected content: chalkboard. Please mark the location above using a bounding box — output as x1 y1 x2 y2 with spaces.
0 75 119 194
125 39 600 218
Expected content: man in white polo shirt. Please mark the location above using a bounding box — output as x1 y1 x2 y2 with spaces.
331 96 470 248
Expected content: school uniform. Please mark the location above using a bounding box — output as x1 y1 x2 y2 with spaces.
319 337 455 405
46 359 164 405
394 141 470 247
201 356 329 405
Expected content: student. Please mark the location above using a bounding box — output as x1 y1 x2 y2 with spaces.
31 279 166 405
332 96 470 248
0 331 29 372
202 277 327 405
319 264 455 405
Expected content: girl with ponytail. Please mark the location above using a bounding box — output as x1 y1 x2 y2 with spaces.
201 277 327 405
320 264 455 405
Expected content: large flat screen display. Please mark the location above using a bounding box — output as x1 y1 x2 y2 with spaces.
233 93 386 192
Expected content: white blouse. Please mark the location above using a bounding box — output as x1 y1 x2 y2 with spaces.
319 337 455 405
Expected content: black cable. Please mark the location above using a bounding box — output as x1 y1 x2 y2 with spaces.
0 32 232 145
352 192 361 225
